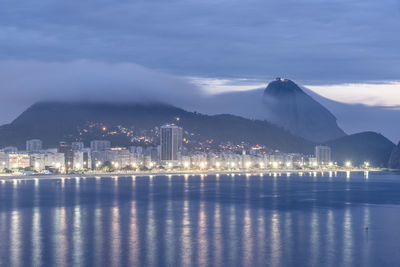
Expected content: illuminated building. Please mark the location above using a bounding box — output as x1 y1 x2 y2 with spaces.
160 124 182 165
315 145 331 165
59 142 74 173
8 153 30 169
0 152 8 169
73 148 91 169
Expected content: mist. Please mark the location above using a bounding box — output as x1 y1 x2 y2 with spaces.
0 60 204 124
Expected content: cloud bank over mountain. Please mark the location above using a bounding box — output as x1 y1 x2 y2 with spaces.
0 60 203 124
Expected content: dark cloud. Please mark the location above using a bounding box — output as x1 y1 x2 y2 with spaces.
0 0 399 83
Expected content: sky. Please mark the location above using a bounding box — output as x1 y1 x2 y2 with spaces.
0 0 399 127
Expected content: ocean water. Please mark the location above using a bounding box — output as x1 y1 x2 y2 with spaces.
1 172 400 267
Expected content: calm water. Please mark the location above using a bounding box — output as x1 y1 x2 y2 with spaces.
1 172 400 267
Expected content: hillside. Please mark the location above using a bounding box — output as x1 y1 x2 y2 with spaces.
389 142 400 170
0 101 314 153
325 132 395 167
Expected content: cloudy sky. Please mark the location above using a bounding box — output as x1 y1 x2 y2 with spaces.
0 0 399 124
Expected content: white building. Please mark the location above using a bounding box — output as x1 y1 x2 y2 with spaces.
0 152 8 170
73 148 91 169
30 151 65 171
105 147 132 169
8 153 30 169
30 153 46 170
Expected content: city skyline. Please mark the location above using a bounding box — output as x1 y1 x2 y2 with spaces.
1 1 400 266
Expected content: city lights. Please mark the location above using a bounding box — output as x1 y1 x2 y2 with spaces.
0 132 379 176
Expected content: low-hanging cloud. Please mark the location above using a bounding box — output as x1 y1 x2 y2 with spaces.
0 60 204 124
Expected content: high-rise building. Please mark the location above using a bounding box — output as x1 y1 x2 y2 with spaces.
26 139 43 153
160 125 182 164
315 145 331 165
72 142 85 151
90 140 111 152
59 142 74 173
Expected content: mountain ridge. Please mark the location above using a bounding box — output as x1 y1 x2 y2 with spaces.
0 101 314 153
0 101 395 167
263 78 346 142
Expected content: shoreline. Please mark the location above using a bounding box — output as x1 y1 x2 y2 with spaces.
0 168 384 181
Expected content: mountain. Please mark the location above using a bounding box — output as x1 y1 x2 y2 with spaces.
0 102 395 167
190 84 400 144
262 78 346 142
389 142 400 170
302 87 400 143
190 78 346 142
0 101 313 153
325 132 396 167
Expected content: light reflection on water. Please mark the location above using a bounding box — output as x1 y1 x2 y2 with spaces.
0 172 400 266
181 176 192 266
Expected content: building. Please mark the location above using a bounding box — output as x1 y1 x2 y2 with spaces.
26 139 43 153
8 153 30 169
90 140 111 152
30 150 65 171
72 142 85 151
1 146 18 154
160 125 182 165
315 145 331 165
30 153 46 170
44 151 65 171
0 152 8 169
59 142 74 172
146 146 160 164
105 147 132 169
73 148 91 169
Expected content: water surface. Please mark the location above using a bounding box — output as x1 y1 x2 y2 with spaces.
1 171 400 266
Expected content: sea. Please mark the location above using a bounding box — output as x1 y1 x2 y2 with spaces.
1 171 400 267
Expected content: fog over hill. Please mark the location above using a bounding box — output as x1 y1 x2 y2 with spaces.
190 81 400 143
0 61 398 143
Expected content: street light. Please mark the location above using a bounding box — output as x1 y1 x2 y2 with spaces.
200 161 207 169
